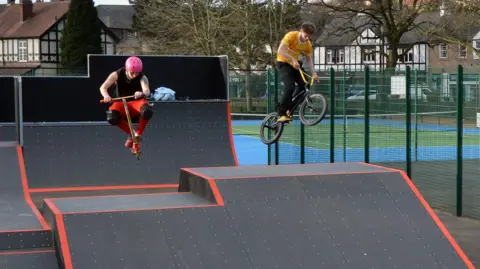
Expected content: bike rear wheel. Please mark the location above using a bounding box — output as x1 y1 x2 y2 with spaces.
299 93 328 126
260 112 284 145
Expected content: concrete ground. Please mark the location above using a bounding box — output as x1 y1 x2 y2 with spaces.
436 210 480 268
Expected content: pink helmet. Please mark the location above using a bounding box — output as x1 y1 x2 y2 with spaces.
125 56 143 73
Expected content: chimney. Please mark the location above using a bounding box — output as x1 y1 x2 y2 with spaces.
20 0 33 22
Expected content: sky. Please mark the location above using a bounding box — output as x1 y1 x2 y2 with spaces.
0 0 131 5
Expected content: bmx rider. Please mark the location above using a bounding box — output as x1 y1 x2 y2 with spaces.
99 56 153 153
276 22 319 122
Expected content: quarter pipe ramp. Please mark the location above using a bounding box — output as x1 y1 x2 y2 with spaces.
22 100 238 190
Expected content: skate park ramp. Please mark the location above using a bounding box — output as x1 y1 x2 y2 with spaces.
0 144 59 269
21 100 238 191
41 162 476 269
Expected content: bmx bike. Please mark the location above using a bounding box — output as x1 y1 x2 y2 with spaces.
100 95 142 160
259 67 328 145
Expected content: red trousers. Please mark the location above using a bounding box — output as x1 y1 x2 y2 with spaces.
109 99 149 136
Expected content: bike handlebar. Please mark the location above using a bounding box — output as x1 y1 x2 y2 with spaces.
99 95 137 103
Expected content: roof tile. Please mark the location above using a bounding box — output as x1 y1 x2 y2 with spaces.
0 2 70 38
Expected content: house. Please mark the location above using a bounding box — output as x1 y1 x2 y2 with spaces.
416 6 480 102
313 14 429 73
0 0 119 76
96 4 141 55
313 5 480 100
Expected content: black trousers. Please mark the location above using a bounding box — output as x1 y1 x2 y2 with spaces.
276 61 307 116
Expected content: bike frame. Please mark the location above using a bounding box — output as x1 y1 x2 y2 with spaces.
287 66 314 116
289 87 309 115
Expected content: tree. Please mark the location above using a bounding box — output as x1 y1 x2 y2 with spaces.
416 0 480 61
264 0 305 67
132 0 304 111
221 0 304 111
60 0 103 72
311 0 439 68
133 0 237 56
223 0 271 111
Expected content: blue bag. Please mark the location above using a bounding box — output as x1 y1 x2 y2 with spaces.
152 87 176 101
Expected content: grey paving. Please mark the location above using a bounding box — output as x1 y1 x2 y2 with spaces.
437 210 480 268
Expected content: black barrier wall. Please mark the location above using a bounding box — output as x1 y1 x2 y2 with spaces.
1 55 229 122
0 77 15 122
22 77 105 122
89 55 229 100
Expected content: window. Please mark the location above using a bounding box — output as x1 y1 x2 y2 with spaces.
439 44 447 59
459 44 467 58
474 41 480 50
326 49 333 63
398 48 413 63
362 48 375 63
325 49 345 63
18 40 27 62
338 49 345 63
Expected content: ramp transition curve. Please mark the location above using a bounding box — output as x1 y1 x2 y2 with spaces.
22 100 238 192
0 144 58 269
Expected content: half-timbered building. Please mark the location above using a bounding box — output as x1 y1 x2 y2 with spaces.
0 0 119 75
313 14 429 72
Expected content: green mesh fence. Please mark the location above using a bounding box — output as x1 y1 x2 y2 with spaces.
259 65 480 219
461 68 480 219
367 68 409 177
303 70 333 163
229 70 268 115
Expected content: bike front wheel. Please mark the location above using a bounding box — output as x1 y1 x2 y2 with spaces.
299 93 328 126
259 112 284 145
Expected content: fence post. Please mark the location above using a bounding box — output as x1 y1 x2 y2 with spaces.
267 69 271 165
300 123 305 164
405 66 412 178
342 69 347 162
456 64 464 217
414 69 418 161
274 68 279 165
364 66 370 163
14 76 23 146
330 67 335 163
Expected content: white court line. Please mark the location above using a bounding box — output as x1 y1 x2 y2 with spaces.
232 127 339 150
233 126 408 149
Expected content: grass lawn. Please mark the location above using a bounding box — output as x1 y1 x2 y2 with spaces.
232 121 480 149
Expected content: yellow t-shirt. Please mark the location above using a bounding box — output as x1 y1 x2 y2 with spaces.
276 31 313 63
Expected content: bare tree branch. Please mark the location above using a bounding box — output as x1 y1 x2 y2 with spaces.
415 0 480 58
312 0 439 68
133 0 237 56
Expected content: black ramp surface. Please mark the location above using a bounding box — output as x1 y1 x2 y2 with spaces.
213 172 471 268
61 207 250 269
0 125 15 142
0 147 43 230
186 162 390 178
48 192 214 213
55 171 472 269
23 101 237 188
0 251 59 269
